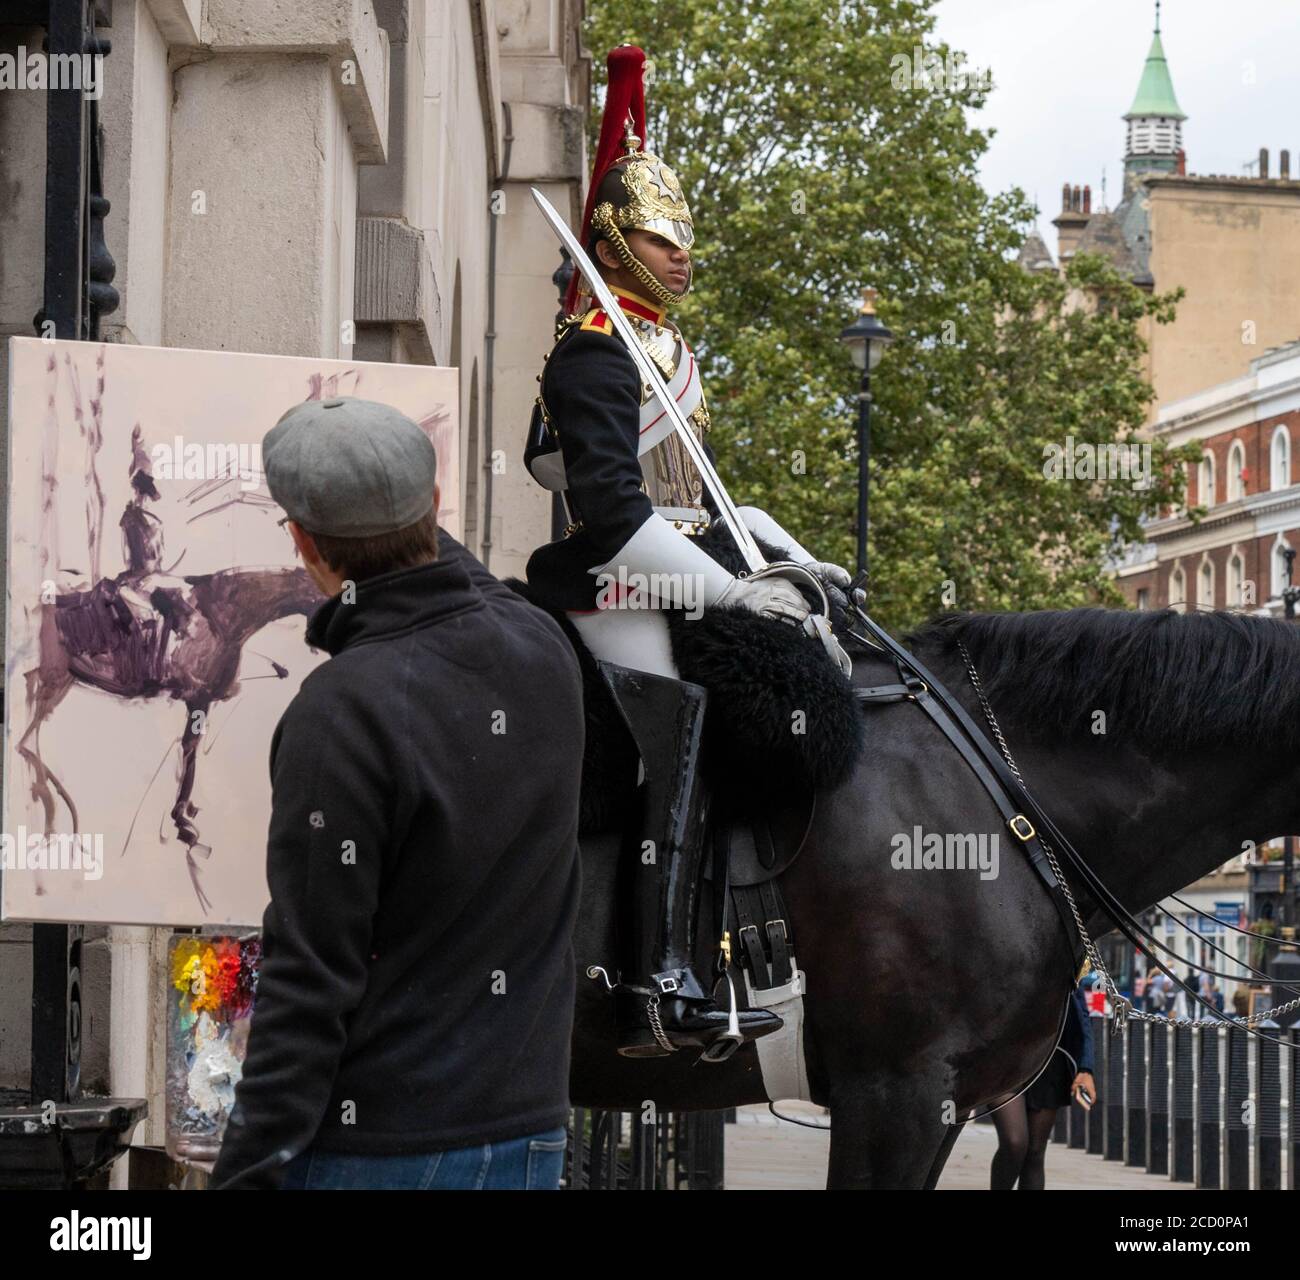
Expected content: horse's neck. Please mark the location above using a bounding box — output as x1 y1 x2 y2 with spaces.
243 586 316 637
1016 735 1296 921
207 570 319 644
912 641 1298 918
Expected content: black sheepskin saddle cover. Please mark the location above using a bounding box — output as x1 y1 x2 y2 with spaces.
504 526 865 834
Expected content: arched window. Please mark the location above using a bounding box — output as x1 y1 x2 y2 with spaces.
1228 554 1245 608
1199 450 1216 508
1271 425 1291 491
1198 559 1214 610
1170 565 1186 614
1227 441 1246 501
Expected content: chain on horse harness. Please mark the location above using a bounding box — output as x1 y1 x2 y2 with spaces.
845 598 1300 1064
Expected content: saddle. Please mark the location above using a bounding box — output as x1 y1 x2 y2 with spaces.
503 525 864 832
55 575 171 694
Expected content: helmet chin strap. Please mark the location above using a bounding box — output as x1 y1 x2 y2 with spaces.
594 209 690 309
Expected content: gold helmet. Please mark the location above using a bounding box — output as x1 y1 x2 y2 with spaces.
589 119 695 308
567 46 695 313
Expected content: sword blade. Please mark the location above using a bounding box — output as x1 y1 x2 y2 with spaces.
529 186 765 574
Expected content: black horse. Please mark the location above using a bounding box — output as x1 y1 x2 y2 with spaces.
567 605 1300 1188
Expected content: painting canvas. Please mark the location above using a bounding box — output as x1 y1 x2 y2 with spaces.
3 337 458 927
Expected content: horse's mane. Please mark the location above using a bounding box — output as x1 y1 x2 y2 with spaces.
908 607 1300 752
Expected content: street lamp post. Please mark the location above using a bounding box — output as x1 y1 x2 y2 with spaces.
838 288 894 588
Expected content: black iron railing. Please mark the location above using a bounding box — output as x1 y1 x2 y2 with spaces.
564 1109 725 1190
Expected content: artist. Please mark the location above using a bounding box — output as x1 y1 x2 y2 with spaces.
210 395 584 1190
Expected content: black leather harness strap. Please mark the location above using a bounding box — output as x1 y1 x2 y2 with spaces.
853 682 922 704
758 879 793 986
733 884 769 984
851 622 1088 981
910 688 1085 979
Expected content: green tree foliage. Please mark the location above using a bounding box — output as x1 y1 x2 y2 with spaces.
585 0 1189 628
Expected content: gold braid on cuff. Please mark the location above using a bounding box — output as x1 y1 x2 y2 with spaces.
592 204 689 309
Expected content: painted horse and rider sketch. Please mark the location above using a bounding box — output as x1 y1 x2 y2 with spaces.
3 337 456 927
25 426 319 914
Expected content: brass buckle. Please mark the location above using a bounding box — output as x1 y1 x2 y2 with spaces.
1008 814 1036 842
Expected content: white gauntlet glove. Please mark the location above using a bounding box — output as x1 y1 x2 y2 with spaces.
716 575 811 626
735 507 852 591
806 560 853 590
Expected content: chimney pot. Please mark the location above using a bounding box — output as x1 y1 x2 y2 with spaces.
1282 149 1291 179
1260 147 1270 178
1061 182 1071 212
1083 185 1092 214
1176 148 1187 176
1072 184 1082 211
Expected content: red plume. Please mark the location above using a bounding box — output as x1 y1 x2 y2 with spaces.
564 45 647 314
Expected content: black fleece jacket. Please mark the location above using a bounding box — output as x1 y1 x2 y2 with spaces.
210 530 584 1189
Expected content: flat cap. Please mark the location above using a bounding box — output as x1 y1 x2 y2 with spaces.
263 396 438 537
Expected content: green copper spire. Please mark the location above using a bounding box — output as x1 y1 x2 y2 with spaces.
1125 1 1186 120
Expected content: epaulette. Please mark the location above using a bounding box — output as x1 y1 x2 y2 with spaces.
578 307 614 336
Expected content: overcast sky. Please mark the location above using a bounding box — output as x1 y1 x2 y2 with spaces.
932 0 1300 245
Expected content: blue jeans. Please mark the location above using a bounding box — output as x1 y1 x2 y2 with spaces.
279 1127 568 1190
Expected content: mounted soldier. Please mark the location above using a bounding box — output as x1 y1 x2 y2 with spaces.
523 45 852 1062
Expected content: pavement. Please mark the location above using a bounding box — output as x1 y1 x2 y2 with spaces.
723 1103 1195 1190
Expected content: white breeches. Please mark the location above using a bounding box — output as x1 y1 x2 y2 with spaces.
566 606 680 679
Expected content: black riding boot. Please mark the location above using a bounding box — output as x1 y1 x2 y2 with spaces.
597 661 783 1061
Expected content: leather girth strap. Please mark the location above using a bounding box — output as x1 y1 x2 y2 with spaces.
732 880 793 990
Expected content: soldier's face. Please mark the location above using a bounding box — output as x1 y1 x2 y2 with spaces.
625 229 691 294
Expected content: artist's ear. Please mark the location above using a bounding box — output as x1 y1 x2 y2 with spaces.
288 521 323 568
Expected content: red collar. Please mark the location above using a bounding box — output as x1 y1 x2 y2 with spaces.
609 286 667 326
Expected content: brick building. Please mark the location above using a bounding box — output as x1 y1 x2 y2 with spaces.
1115 339 1300 615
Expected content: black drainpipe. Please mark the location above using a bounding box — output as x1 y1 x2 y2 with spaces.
481 100 514 569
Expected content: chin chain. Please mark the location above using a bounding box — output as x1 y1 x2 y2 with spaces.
592 204 689 309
